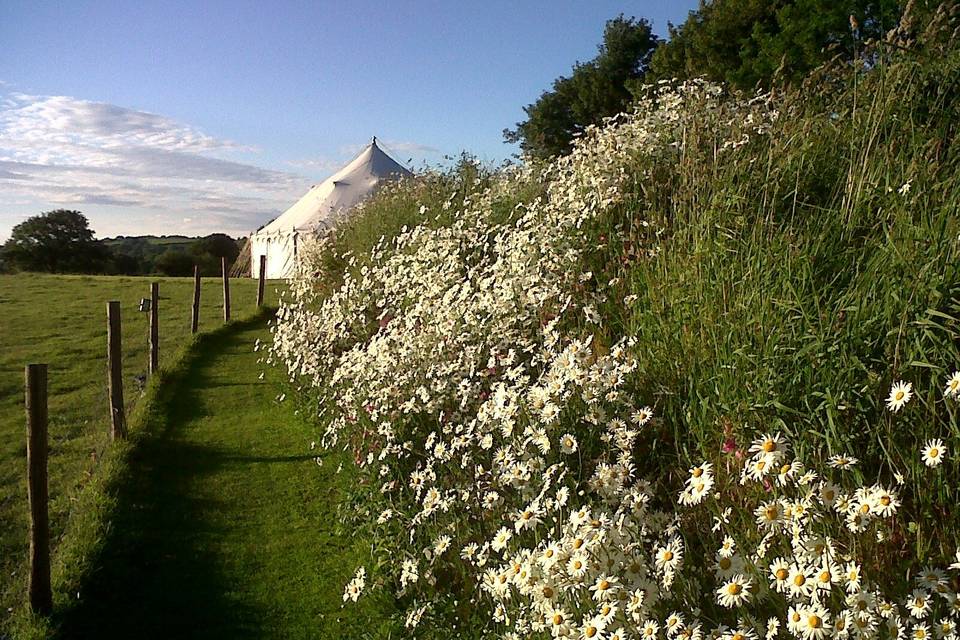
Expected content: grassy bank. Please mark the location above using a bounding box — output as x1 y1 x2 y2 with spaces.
0 274 281 630
270 39 960 637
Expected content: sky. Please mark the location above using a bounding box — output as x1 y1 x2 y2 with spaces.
0 0 699 241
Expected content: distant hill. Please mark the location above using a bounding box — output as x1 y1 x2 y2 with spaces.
100 234 243 276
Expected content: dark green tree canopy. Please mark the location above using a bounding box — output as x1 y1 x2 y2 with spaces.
650 0 903 89
1 209 111 273
504 16 660 159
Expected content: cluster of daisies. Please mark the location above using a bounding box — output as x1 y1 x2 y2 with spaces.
267 79 958 638
885 377 958 468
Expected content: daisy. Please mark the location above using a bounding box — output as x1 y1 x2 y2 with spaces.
887 380 913 412
844 562 862 594
906 589 931 619
632 407 654 426
716 574 753 608
560 433 579 454
581 614 609 639
945 371 960 399
797 604 831 640
922 439 946 468
589 576 620 602
655 538 683 574
828 454 859 470
769 557 791 593
787 563 816 600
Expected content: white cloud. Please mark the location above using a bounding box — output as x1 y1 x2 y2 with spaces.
0 93 307 238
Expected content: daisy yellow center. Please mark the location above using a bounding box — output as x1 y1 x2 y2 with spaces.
859 503 870 514
586 627 598 638
692 467 704 478
819 571 831 583
733 633 746 640
498 574 507 584
522 511 532 520
602 605 612 616
591 519 601 528
895 390 905 401
780 464 791 474
775 568 789 580
720 558 732 570
727 583 742 595
545 549 554 558
599 580 610 590
880 496 891 506
573 538 584 549
929 448 940 458
663 551 674 561
765 506 779 520
809 616 822 629
553 614 563 625
792 612 801 623
573 560 583 570
793 574 806 586
543 586 554 598
757 460 766 470
763 440 776 452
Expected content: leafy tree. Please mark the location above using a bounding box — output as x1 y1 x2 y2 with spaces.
154 249 196 277
650 0 902 89
504 16 660 158
0 209 111 273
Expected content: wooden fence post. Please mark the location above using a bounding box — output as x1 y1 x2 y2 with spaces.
222 257 231 323
149 282 159 376
256 254 266 308
191 265 201 334
25 364 52 615
106 301 127 440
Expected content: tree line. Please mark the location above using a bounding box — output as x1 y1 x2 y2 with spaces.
0 209 241 276
506 0 911 158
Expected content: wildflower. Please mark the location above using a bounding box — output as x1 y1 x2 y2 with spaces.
560 433 579 455
716 574 753 608
632 407 654 426
491 527 513 553
655 538 683 574
921 439 946 468
828 455 859 470
945 371 960 399
581 614 609 639
342 566 366 602
589 576 620 602
797 604 831 640
907 589 931 619
887 381 913 412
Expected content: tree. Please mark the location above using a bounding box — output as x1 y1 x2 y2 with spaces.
0 209 111 273
650 0 902 89
504 16 660 158
154 249 196 277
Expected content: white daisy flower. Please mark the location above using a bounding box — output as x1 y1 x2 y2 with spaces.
887 380 913 412
921 439 946 468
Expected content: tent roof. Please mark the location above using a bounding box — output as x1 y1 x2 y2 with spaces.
256 138 411 236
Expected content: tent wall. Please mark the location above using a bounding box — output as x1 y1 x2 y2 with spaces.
250 232 299 279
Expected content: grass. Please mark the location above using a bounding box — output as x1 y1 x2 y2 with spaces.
7 314 395 639
0 273 281 629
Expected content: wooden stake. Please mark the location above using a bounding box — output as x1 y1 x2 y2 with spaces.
256 254 266 307
25 364 52 615
107 301 127 440
191 265 201 334
222 257 231 323
149 282 159 376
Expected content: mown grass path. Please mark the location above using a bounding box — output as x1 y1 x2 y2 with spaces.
54 315 394 639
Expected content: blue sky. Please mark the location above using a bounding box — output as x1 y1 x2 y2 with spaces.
0 0 698 240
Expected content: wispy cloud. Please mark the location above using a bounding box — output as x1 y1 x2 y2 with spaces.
0 93 306 238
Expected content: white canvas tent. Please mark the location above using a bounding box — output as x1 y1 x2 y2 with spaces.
250 138 411 278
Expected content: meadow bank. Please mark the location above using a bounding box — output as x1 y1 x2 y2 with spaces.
267 28 960 639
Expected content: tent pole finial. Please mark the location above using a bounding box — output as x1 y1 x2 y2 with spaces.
372 135 377 146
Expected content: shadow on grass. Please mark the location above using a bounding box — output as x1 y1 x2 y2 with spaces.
54 316 277 639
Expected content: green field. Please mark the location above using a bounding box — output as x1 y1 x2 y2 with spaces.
0 273 280 623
